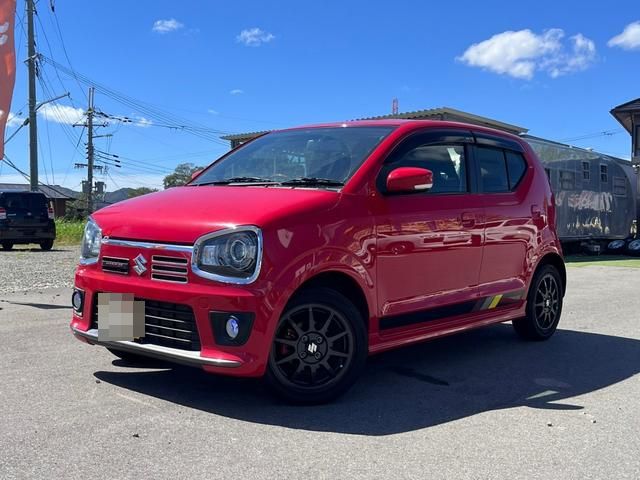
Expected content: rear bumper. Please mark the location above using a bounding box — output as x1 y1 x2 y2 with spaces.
0 225 55 242
71 326 243 368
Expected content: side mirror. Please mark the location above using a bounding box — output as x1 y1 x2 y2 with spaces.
386 167 433 193
191 169 204 181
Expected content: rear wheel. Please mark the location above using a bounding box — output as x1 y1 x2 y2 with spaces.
40 239 54 251
265 287 367 404
513 264 563 341
1 242 13 251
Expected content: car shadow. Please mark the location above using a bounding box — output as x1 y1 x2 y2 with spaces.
94 324 640 436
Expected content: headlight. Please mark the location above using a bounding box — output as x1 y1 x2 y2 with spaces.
80 217 102 265
192 226 262 284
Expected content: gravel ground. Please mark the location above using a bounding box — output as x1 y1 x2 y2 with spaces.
0 245 79 294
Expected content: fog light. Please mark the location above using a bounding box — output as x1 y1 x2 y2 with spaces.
226 316 240 339
72 289 84 313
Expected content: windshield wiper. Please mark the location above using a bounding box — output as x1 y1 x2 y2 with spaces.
280 177 344 187
197 176 278 186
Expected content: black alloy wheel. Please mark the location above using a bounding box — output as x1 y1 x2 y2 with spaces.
513 264 563 341
266 287 367 404
533 273 560 331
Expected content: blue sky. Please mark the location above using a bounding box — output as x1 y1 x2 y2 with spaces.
1 0 639 191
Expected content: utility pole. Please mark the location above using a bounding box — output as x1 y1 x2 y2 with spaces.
73 87 107 214
86 86 95 213
26 0 38 192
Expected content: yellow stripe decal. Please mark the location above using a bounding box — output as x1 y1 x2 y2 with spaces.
488 295 503 309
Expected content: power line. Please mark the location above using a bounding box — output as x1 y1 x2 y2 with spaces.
559 129 624 143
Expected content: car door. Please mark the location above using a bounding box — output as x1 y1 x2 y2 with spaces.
374 129 485 326
473 133 533 299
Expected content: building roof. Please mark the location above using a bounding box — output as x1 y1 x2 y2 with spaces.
0 183 74 199
221 106 528 143
610 97 640 134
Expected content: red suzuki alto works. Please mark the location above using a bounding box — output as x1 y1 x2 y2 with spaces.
71 120 565 403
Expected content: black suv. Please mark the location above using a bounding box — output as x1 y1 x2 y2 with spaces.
0 191 56 251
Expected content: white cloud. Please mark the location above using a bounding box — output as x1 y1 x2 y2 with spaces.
236 27 275 47
38 103 85 125
229 89 244 95
6 112 25 127
133 116 152 128
152 19 184 34
458 28 597 80
207 109 219 115
608 21 640 50
0 110 25 128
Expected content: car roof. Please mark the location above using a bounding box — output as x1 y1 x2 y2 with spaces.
279 119 523 141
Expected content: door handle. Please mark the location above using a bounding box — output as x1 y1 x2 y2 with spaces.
461 212 475 228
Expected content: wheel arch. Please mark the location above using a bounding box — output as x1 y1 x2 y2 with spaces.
534 252 567 296
287 270 371 331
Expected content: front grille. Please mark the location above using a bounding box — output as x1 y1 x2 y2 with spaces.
101 256 129 275
151 255 189 284
91 297 200 351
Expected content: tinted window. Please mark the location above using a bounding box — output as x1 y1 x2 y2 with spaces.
395 144 467 194
582 161 590 181
0 193 48 213
477 147 508 193
505 151 527 189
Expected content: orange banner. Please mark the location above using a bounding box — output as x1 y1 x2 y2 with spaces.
0 0 17 160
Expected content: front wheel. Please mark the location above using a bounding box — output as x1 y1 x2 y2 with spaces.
40 239 54 251
265 287 367 404
513 264 563 341
1 242 14 251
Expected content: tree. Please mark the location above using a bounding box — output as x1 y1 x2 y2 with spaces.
163 163 202 189
127 187 158 199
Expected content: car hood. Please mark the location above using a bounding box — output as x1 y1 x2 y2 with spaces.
92 185 340 244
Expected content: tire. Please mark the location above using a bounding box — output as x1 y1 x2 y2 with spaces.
1 242 14 251
607 239 626 254
513 264 563 341
265 287 367 404
40 239 54 251
106 347 151 364
626 239 640 257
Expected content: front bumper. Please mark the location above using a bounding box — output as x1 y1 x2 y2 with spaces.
71 254 277 377
71 326 242 368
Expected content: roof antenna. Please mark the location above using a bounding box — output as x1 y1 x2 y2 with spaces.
392 98 399 115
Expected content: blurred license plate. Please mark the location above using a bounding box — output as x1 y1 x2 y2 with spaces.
97 293 145 341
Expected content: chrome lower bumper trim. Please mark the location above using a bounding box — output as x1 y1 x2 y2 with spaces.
71 326 241 368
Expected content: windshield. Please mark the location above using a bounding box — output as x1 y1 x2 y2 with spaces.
192 126 395 187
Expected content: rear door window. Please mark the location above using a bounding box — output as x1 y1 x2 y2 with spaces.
0 193 47 213
477 147 509 193
505 151 527 189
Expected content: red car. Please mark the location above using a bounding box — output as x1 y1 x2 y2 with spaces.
70 120 565 403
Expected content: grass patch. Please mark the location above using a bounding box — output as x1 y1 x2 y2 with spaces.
565 254 640 268
55 219 85 245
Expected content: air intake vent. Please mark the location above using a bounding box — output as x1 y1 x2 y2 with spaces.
101 256 129 275
151 255 188 283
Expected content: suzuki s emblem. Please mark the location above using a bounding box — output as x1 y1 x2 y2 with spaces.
307 343 318 354
133 254 148 276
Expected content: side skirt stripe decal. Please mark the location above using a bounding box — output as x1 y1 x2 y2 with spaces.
380 290 525 331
